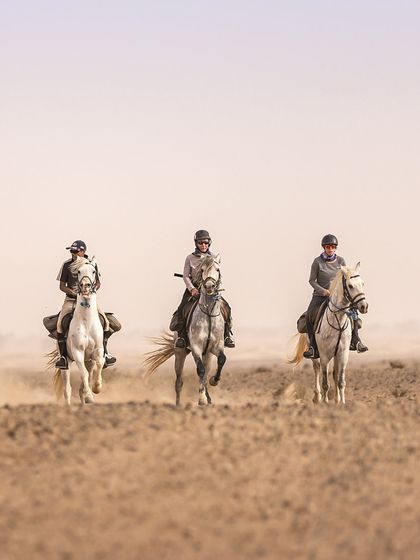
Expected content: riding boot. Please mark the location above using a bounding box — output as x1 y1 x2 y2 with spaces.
350 323 368 353
103 330 117 368
224 323 235 348
303 321 319 359
55 333 69 369
175 327 187 348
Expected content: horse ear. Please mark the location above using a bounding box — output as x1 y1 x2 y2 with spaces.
355 261 361 272
90 256 96 266
340 265 348 273
214 253 221 264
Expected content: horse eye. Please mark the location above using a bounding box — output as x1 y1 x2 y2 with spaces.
349 284 354 289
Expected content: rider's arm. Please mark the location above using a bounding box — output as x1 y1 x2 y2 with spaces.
309 259 329 296
59 281 76 298
183 256 195 292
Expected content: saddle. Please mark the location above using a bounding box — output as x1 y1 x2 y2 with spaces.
296 300 329 334
43 312 121 339
297 303 362 334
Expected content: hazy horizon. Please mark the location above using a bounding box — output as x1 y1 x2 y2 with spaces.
1 2 420 354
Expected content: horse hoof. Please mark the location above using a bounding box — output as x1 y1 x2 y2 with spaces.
84 396 95 404
209 376 219 387
92 384 102 394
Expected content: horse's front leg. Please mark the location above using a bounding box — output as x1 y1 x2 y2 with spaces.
320 359 330 403
312 359 322 404
190 343 207 406
92 349 105 394
209 349 226 387
174 348 188 407
73 351 94 405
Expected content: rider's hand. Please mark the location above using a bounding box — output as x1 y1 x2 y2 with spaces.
324 289 331 297
191 288 199 297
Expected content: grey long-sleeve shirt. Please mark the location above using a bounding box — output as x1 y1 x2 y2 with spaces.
309 255 346 296
183 251 215 292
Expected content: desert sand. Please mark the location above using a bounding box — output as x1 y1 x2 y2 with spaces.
0 337 420 560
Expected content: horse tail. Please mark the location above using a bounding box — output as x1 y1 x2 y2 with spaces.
144 332 175 376
288 333 308 366
53 369 63 400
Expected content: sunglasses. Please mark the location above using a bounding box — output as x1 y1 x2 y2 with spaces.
197 240 210 245
324 245 337 249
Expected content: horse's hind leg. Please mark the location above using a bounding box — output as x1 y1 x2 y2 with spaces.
174 349 188 407
210 351 226 387
312 359 322 404
191 347 207 406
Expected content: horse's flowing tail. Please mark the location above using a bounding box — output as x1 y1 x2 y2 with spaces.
288 333 308 366
46 348 63 400
143 332 175 376
53 369 63 400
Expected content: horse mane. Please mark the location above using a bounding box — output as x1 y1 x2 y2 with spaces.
201 254 215 267
69 257 89 274
329 265 358 296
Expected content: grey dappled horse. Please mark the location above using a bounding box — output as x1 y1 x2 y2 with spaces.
144 254 227 406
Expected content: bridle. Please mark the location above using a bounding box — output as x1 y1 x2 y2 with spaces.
76 263 97 307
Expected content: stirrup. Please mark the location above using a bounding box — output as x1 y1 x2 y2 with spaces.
55 356 68 370
303 346 319 359
175 337 186 349
355 341 368 353
224 336 235 348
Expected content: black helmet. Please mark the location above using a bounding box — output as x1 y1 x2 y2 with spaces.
194 229 212 246
321 234 338 246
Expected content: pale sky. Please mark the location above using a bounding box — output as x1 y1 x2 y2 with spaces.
1 1 420 345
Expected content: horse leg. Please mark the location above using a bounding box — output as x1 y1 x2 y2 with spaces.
174 349 188 407
73 353 94 405
209 351 226 387
337 364 347 404
320 359 330 403
332 360 340 403
191 346 207 406
92 352 105 394
202 352 214 405
61 368 71 406
312 359 322 404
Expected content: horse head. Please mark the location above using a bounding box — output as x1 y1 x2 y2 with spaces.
199 254 221 295
70 256 98 297
340 262 369 314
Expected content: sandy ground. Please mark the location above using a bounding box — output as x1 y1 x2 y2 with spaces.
1 343 420 559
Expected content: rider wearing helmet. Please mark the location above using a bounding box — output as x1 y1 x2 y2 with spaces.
55 240 117 369
172 230 235 349
303 234 368 359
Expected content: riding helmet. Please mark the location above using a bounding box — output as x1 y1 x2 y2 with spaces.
321 234 338 247
194 230 212 246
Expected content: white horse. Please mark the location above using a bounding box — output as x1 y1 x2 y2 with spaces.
290 263 368 404
54 256 105 405
144 254 227 406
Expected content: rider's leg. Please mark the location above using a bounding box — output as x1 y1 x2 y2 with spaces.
98 307 117 366
55 332 69 369
175 289 192 348
350 316 368 353
221 298 235 348
55 298 74 369
303 296 325 359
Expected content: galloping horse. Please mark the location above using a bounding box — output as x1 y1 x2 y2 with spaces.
54 256 105 405
144 254 227 406
290 263 368 404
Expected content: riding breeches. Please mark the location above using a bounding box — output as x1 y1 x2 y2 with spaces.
305 295 328 340
57 296 110 334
